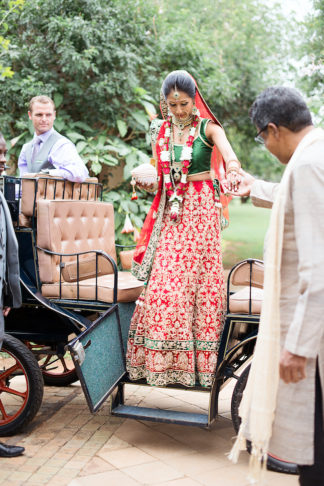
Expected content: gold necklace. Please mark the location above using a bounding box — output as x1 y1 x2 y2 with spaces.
172 115 193 139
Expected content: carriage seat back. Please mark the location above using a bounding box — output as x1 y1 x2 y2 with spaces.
19 174 100 227
36 199 143 303
228 260 264 314
37 199 116 283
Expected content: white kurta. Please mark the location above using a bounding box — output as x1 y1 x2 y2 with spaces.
250 138 324 465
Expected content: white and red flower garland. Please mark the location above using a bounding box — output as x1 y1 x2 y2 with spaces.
159 115 199 220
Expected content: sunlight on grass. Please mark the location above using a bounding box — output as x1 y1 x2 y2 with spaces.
221 198 271 268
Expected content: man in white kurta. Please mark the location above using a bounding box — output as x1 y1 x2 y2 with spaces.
233 86 324 486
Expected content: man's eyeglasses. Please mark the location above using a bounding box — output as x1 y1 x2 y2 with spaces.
254 125 268 144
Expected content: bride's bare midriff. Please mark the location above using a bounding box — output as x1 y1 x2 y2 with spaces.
187 171 211 182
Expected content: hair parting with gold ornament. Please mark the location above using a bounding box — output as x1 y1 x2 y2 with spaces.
173 85 180 99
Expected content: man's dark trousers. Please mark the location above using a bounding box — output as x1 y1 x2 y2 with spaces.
299 366 324 486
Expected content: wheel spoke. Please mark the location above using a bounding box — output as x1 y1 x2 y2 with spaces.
0 399 9 420
41 356 60 371
60 357 69 373
0 363 20 381
0 386 27 399
41 354 53 369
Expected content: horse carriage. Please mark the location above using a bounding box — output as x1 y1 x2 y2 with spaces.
0 174 296 474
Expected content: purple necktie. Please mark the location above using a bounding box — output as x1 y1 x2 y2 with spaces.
31 137 42 163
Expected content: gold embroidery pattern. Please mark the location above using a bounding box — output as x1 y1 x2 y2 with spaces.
127 181 226 388
131 186 167 281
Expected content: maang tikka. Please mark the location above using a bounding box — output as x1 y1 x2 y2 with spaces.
173 85 180 99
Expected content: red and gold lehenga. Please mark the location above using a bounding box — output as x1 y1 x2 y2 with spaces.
126 78 228 388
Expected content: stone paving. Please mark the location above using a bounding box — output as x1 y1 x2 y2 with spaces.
1 381 299 486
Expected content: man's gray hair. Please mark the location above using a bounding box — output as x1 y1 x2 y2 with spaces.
249 86 313 133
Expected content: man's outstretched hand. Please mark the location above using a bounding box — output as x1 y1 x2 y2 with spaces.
225 169 256 197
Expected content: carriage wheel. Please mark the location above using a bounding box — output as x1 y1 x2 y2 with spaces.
0 334 44 436
231 364 298 475
26 343 78 387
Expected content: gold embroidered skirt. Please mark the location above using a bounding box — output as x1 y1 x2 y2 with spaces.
126 181 226 387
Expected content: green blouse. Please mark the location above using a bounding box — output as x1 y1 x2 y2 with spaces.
173 118 213 174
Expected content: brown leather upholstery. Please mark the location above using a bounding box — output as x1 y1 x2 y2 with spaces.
37 200 117 283
37 199 144 303
228 260 264 315
20 175 100 224
18 213 32 228
119 250 135 271
231 260 264 289
229 287 263 314
41 272 143 303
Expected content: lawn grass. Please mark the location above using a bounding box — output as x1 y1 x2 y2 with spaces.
221 198 271 268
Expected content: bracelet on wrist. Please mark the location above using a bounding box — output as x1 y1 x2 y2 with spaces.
227 167 240 175
227 159 241 170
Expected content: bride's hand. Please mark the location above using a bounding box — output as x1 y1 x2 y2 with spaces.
226 170 241 193
227 169 255 197
136 180 158 193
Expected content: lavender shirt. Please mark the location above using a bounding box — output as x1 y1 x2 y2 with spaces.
18 128 89 183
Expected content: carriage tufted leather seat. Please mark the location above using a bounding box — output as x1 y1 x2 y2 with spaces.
229 287 263 314
37 199 143 303
228 260 264 314
19 174 101 227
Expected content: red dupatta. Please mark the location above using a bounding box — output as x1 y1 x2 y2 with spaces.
133 74 228 268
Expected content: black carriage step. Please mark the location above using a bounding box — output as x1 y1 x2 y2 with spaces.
111 404 209 427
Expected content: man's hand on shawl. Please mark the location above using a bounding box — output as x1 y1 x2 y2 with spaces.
226 169 255 197
279 349 307 384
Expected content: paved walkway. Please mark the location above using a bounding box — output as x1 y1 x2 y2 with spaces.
1 381 299 486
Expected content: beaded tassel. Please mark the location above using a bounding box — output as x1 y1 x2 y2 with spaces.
131 177 138 200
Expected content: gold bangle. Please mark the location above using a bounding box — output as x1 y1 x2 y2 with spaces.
227 159 241 169
227 168 240 175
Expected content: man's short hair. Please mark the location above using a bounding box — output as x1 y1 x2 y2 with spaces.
249 86 313 133
29 96 55 112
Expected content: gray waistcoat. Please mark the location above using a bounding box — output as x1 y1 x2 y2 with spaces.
24 130 63 172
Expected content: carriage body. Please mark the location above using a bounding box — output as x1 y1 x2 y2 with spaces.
0 174 265 434
0 174 299 474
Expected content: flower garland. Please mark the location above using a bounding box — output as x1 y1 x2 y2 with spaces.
159 115 199 221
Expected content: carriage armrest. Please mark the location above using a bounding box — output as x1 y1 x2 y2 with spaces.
37 247 119 303
36 248 118 277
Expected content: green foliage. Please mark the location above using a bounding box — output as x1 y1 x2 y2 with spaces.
151 0 296 177
0 0 25 78
0 0 157 132
222 199 270 268
103 185 153 246
0 0 305 240
298 0 324 123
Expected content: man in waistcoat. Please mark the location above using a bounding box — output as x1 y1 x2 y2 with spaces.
0 133 24 457
18 96 89 182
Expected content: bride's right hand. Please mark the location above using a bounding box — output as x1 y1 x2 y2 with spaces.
136 181 158 193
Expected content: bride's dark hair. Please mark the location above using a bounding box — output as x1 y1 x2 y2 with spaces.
161 70 196 99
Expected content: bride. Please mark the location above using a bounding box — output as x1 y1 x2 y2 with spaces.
126 70 241 388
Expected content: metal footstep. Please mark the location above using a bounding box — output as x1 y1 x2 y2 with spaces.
111 404 209 427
